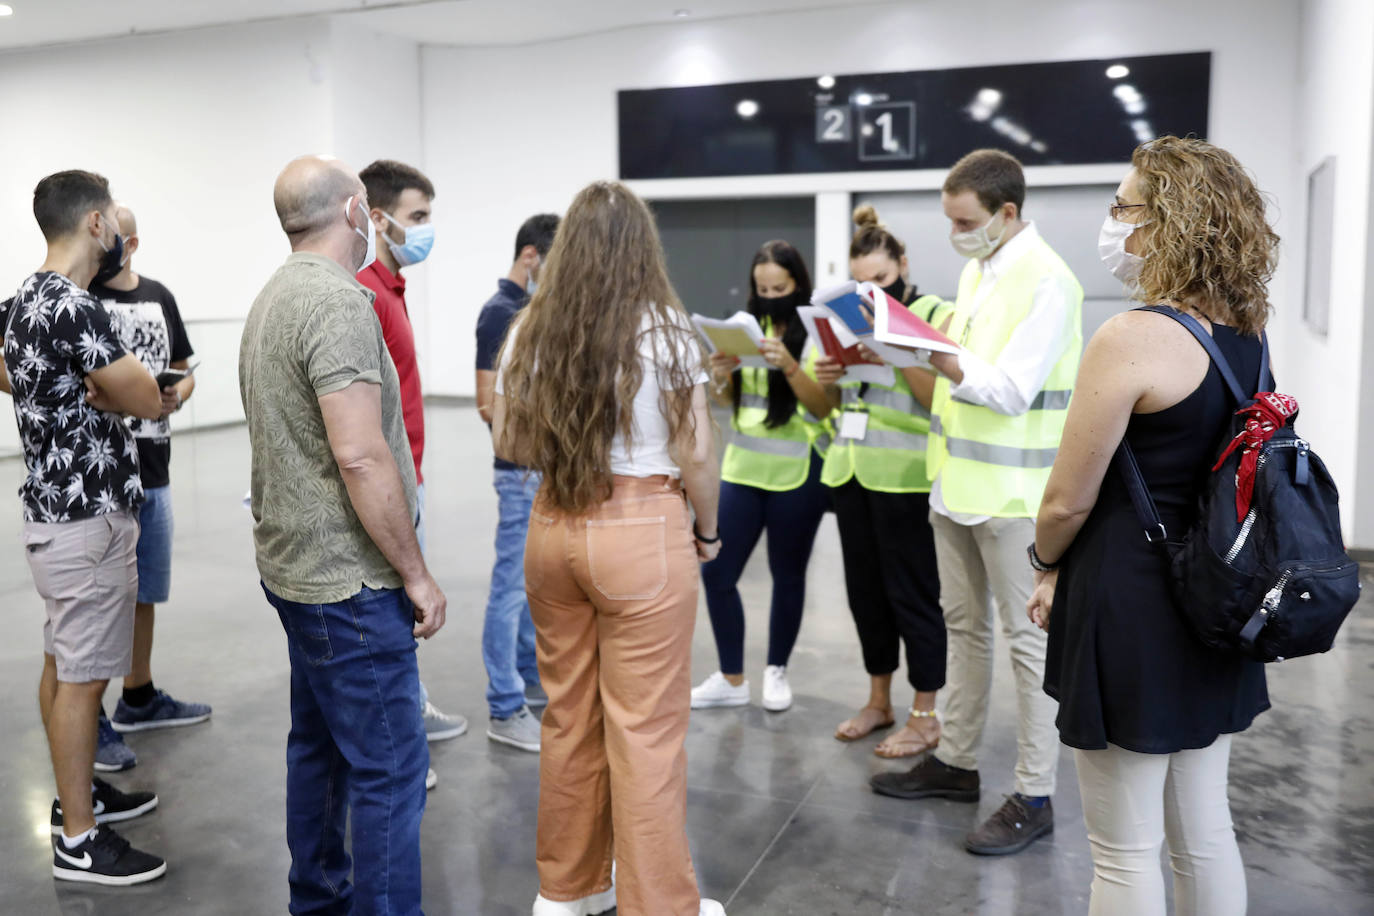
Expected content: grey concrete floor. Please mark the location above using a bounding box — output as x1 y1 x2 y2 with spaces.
0 404 1370 915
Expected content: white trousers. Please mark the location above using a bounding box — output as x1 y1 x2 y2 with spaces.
1074 736 1247 916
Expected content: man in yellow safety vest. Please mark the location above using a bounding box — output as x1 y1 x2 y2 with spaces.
869 149 1083 858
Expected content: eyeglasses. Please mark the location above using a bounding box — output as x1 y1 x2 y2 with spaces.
1109 202 1146 221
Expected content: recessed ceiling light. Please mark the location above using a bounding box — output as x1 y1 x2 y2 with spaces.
1106 64 1130 79
854 92 873 106
0 4 14 17
817 74 836 90
673 8 691 17
736 99 759 119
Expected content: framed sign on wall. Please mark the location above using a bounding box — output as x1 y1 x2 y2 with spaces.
618 52 1211 179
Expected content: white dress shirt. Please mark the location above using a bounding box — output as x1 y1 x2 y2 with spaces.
930 222 1080 525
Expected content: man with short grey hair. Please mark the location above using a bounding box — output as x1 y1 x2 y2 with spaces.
240 154 445 914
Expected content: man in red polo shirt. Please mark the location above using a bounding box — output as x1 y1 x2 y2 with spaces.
358 159 467 766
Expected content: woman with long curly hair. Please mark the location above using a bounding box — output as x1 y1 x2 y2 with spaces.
1029 136 1277 914
493 180 726 916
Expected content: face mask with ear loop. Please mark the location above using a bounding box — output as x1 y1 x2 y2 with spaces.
1098 213 1150 285
949 209 1008 260
526 255 542 296
382 212 435 267
348 196 377 272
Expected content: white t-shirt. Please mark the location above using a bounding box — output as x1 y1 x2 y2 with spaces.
495 308 707 478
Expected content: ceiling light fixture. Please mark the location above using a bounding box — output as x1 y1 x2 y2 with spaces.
673 8 691 17
1106 64 1129 79
854 92 873 106
736 99 759 119
817 74 836 90
0 4 14 16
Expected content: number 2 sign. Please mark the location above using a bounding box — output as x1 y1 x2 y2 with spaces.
815 106 852 143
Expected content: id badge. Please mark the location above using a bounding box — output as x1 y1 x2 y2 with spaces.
838 411 869 441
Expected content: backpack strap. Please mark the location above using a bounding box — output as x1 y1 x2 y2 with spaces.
1113 305 1256 545
1136 305 1249 403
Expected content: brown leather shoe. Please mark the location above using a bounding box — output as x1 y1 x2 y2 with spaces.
964 795 1054 856
869 754 980 802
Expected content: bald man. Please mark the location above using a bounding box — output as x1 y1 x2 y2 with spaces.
240 155 445 916
90 206 210 773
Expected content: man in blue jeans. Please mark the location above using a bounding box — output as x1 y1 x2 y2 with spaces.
241 155 447 915
474 212 559 752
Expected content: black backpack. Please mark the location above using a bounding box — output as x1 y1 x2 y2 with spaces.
1114 305 1361 662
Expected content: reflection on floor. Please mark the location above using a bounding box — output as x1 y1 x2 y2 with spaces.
0 406 1369 915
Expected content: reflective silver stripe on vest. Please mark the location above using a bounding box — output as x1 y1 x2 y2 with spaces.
951 388 1073 411
739 393 769 411
862 386 930 419
944 437 1058 469
856 429 928 452
732 435 811 458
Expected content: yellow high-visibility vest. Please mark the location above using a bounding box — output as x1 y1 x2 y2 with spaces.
721 336 829 492
927 237 1083 518
821 294 953 494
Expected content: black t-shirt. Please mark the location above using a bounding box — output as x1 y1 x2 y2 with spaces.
90 276 194 489
474 278 529 471
1 273 143 522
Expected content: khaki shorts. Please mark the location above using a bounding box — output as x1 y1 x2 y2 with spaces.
23 512 139 683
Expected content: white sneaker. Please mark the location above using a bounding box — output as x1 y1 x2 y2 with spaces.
700 900 727 915
532 886 616 915
425 768 437 791
690 672 750 709
761 665 793 712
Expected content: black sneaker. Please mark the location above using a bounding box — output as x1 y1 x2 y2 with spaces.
964 794 1054 856
50 778 158 834
870 754 981 802
52 824 166 886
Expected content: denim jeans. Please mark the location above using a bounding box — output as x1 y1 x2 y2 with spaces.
483 467 541 719
263 583 429 916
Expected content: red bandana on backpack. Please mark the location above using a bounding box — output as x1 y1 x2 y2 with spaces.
1212 392 1300 521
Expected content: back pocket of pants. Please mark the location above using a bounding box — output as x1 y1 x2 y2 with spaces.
586 516 668 601
525 511 555 594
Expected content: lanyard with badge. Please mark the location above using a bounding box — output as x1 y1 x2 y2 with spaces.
839 386 870 441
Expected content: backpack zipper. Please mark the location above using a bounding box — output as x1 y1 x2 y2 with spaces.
1222 439 1303 565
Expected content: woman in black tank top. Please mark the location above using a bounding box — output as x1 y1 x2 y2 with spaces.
1027 137 1279 915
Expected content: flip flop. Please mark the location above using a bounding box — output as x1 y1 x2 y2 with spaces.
834 707 896 742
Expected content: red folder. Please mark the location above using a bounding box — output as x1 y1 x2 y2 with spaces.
813 316 868 367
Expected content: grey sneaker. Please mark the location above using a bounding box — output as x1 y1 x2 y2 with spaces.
423 701 468 742
524 682 549 709
95 711 136 773
487 706 540 752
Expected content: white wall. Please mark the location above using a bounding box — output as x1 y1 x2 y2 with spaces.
0 16 425 455
1288 0 1374 547
420 0 1302 401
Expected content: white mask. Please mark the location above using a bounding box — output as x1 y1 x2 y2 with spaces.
1098 213 1149 284
347 196 377 272
950 211 1007 260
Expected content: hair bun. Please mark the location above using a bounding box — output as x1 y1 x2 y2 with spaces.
852 204 881 229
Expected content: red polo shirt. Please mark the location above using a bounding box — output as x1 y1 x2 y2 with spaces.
358 259 425 483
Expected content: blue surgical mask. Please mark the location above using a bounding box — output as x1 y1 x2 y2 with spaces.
383 212 435 267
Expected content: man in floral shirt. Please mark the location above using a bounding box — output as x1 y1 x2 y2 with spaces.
0 170 166 887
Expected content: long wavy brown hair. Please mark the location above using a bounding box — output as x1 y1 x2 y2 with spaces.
496 180 702 513
1131 136 1279 336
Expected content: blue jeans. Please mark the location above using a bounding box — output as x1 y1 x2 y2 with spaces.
263 583 429 916
701 450 830 674
135 485 173 604
483 467 541 719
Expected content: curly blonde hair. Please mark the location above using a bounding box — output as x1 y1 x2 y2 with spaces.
496 181 703 514
1131 136 1279 336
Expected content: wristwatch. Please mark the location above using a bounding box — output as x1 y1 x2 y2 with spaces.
1026 542 1059 572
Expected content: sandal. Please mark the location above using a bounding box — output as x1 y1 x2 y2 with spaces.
834 705 896 742
874 709 941 759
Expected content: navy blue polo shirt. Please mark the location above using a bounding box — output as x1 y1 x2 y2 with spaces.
475 278 529 471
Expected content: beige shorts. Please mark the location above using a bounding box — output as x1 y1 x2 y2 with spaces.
23 512 139 683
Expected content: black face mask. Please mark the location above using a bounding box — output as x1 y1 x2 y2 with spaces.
879 277 908 304
750 291 803 325
92 231 125 286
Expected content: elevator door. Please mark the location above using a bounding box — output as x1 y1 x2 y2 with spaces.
652 197 816 319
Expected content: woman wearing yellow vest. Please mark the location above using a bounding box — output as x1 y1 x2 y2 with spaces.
822 207 953 759
691 241 834 713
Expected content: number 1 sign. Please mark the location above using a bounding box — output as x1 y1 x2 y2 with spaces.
858 101 916 162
